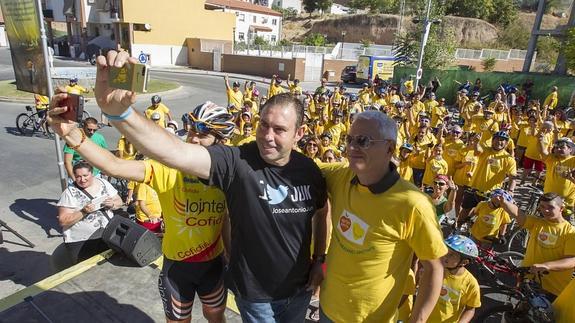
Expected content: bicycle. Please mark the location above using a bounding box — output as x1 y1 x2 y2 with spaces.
15 105 53 138
476 267 554 323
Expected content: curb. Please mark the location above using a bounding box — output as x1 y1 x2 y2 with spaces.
151 67 273 85
0 96 33 104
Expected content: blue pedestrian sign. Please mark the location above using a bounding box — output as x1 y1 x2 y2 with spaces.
138 52 148 64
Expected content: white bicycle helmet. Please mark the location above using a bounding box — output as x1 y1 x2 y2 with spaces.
167 120 178 129
189 101 235 139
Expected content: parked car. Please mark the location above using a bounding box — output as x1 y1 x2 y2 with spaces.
340 65 357 83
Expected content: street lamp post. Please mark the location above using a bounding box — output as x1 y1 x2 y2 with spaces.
340 30 346 59
413 0 441 90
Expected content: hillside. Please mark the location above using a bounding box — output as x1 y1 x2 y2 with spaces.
282 12 568 48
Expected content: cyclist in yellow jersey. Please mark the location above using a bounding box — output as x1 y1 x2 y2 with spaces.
65 78 89 95
34 93 50 133
47 99 236 323
286 74 303 96
543 86 559 110
540 137 575 209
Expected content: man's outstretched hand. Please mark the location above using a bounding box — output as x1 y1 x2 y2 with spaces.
94 50 138 116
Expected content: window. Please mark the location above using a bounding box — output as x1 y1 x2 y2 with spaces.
238 32 245 41
239 14 245 22
272 19 277 26
253 15 256 23
262 17 268 24
271 35 276 42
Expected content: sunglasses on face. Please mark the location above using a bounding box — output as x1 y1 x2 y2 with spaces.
85 128 98 133
345 135 389 149
434 181 447 186
190 121 212 135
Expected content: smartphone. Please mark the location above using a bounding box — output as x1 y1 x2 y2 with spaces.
108 62 149 93
60 94 85 123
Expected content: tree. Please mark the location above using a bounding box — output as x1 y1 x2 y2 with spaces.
361 39 372 49
392 26 457 70
303 33 327 46
303 0 317 14
482 57 497 71
563 28 575 72
253 36 268 46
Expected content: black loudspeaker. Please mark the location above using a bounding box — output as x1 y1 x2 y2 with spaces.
102 216 162 267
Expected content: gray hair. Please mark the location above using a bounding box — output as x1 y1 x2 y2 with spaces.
353 111 397 142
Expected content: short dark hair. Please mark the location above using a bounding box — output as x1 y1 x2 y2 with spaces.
260 93 304 128
84 117 98 126
73 161 93 173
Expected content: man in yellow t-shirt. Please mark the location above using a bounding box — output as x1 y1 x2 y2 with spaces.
428 235 481 323
224 74 244 109
145 95 172 128
231 123 256 146
50 102 235 322
64 78 89 95
540 137 575 208
544 86 559 110
319 111 447 323
268 75 285 97
459 131 517 223
500 193 575 298
286 74 303 96
522 121 554 185
134 182 163 233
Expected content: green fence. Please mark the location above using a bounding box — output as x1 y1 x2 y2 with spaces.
392 66 575 106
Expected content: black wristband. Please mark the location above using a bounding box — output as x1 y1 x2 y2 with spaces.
312 254 326 264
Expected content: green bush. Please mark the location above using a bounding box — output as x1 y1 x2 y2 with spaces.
303 33 327 46
482 57 496 71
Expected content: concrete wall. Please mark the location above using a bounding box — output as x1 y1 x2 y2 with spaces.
456 58 525 72
122 0 236 45
221 54 305 80
322 59 357 82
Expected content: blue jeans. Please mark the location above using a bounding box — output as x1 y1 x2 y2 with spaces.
319 306 334 323
234 289 312 323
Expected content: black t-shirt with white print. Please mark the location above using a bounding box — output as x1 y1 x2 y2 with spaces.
205 142 327 301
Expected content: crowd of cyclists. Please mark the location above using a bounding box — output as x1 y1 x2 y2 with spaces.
42 52 575 323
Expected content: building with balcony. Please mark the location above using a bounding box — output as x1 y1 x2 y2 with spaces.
42 0 236 66
205 0 282 44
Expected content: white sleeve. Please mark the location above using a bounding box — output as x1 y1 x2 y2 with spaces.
57 189 80 209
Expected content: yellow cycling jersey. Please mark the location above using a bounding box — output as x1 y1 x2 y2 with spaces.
144 160 227 262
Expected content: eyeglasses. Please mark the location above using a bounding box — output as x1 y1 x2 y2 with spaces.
345 135 389 149
85 128 98 133
434 181 447 186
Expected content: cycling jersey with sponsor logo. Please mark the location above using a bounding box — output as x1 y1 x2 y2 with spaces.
522 216 575 296
205 142 327 301
143 160 226 262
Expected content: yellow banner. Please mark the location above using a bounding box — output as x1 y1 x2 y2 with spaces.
0 0 49 95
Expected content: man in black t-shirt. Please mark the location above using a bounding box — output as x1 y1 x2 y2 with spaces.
89 52 328 323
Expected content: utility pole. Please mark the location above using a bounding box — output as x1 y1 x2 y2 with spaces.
413 0 441 90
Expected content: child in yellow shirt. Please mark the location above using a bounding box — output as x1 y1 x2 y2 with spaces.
469 189 512 243
428 235 481 323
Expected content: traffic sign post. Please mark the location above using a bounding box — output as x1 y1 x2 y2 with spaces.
138 52 148 64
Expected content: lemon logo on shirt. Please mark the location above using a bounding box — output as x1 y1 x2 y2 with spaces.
538 231 558 247
482 214 496 226
337 210 369 245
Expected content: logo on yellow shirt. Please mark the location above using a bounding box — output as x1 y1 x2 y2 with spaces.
481 214 496 226
439 284 461 303
338 210 369 245
538 231 558 247
487 157 500 168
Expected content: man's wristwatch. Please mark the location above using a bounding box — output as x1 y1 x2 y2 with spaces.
312 254 326 264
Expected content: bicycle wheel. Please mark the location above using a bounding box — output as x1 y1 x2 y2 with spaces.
16 113 35 136
507 228 529 253
476 305 513 323
498 251 524 267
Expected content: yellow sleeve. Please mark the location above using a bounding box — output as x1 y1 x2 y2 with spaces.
143 159 177 193
464 273 482 308
135 183 147 201
405 200 448 261
127 180 136 190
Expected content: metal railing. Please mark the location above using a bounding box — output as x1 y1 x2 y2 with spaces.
231 42 530 62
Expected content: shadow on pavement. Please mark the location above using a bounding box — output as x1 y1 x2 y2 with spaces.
9 198 62 239
0 290 155 323
0 247 53 287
